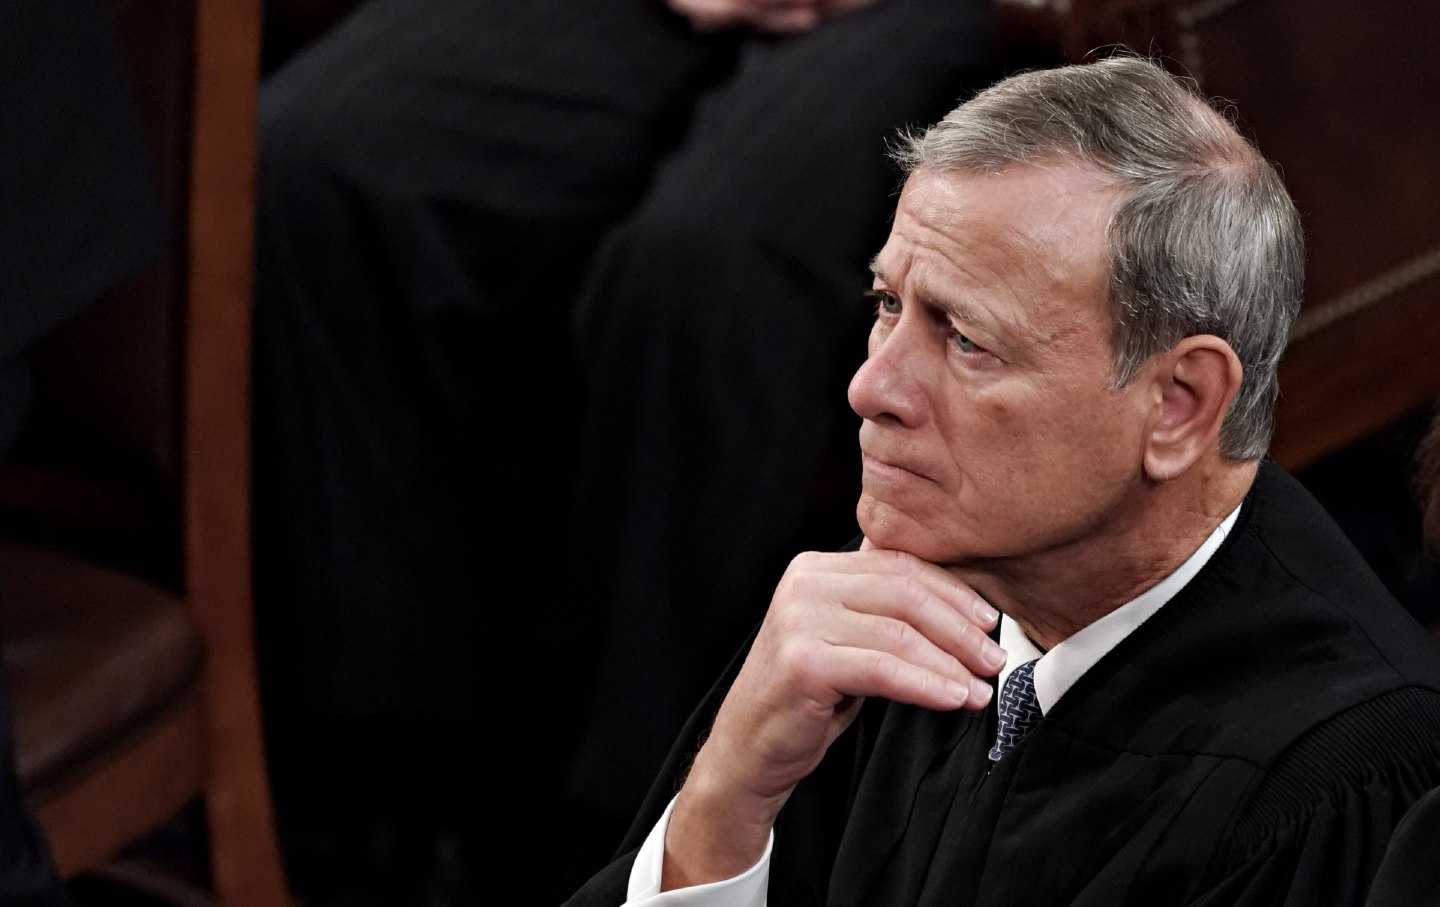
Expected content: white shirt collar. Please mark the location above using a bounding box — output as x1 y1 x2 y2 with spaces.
997 505 1241 714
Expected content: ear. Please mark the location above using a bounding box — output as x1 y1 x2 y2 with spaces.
1142 335 1244 482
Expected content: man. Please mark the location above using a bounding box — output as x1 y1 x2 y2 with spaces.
562 54 1440 905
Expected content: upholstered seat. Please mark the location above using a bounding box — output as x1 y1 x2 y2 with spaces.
1 541 202 798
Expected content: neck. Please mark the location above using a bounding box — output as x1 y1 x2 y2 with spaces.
956 458 1257 651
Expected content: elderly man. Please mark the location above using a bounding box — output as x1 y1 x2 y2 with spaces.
562 55 1440 906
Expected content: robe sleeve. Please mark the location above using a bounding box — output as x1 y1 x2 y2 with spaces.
561 625 762 907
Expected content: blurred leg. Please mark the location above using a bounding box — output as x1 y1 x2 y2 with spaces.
250 0 732 899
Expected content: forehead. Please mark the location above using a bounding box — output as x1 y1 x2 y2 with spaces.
873 164 1119 345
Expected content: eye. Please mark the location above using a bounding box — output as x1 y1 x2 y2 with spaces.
953 330 983 354
865 290 901 316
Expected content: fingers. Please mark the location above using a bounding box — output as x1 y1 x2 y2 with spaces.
833 572 1001 670
819 546 1001 632
826 643 994 712
664 0 738 31
816 604 1000 713
771 549 1004 712
666 0 822 33
747 5 820 32
684 546 1001 813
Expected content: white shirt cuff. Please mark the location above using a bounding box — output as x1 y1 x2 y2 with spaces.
624 795 772 907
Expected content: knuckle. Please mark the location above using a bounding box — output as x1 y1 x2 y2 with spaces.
877 616 915 651
893 575 928 614
774 636 814 684
954 616 979 650
861 649 899 687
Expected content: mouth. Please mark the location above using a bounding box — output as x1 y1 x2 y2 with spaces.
859 452 933 487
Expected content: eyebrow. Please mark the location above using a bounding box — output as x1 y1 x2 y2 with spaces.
869 257 982 326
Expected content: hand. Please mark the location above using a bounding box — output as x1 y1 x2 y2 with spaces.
665 0 884 35
661 546 1003 889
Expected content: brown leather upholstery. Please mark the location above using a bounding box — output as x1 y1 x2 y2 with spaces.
996 0 1440 471
0 542 203 795
0 0 290 902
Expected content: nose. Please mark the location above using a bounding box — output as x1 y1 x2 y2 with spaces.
848 322 927 426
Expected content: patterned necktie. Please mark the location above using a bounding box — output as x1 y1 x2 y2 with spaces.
988 658 1042 762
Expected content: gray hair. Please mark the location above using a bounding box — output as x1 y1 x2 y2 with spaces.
890 54 1304 460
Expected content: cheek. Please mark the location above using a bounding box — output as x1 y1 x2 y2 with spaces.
937 390 1041 506
951 384 1046 457
970 384 1129 486
1044 390 1147 486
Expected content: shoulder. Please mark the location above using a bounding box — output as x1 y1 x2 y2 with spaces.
1180 687 1440 904
1217 686 1440 864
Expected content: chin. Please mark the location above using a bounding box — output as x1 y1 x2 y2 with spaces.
858 499 936 557
859 498 997 566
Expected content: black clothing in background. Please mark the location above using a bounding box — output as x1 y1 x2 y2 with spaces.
251 0 1001 898
0 0 169 902
564 462 1440 906
1 0 167 451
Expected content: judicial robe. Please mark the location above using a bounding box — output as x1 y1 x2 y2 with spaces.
563 461 1440 906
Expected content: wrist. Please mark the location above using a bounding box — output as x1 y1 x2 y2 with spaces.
661 751 787 890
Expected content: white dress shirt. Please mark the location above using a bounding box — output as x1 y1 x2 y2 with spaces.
620 507 1241 906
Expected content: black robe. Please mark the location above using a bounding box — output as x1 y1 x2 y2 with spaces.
563 461 1440 906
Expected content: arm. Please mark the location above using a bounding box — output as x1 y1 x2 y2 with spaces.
659 545 1004 890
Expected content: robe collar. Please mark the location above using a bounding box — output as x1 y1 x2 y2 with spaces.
998 504 1241 714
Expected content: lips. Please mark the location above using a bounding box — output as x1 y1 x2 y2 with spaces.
859 450 934 486
856 417 944 488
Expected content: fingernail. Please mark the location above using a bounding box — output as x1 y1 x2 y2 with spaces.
974 599 999 624
984 642 1007 670
969 677 993 707
948 679 971 703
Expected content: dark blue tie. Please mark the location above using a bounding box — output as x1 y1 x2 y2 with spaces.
988 659 1042 762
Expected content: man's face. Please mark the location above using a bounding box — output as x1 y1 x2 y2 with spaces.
850 164 1157 567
